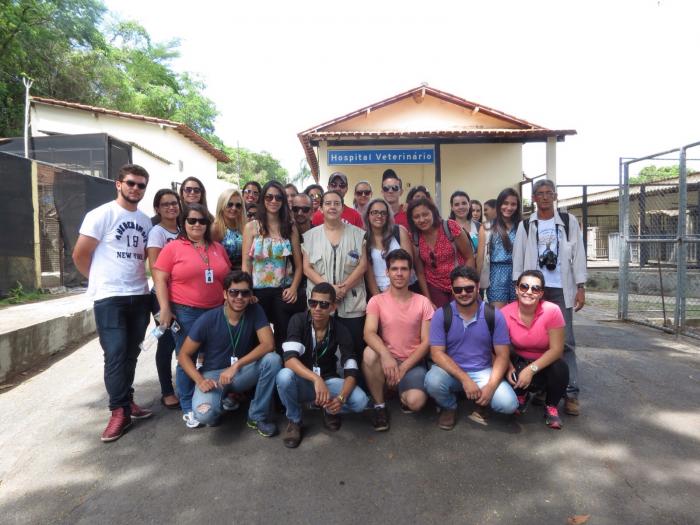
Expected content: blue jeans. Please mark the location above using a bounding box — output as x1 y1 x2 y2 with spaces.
172 303 211 413
424 365 518 414
191 353 282 425
275 368 369 424
544 287 579 398
93 294 151 412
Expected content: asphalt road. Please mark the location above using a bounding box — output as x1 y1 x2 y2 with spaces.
1 308 698 525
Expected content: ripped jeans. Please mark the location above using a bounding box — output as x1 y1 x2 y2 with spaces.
190 353 281 425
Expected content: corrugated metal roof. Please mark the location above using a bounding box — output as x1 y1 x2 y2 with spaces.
297 85 576 179
31 96 230 162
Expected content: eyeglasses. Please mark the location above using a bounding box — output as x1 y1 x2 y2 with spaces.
355 190 371 197
534 191 555 198
452 285 476 295
369 209 388 217
227 288 252 298
329 182 347 189
292 206 311 214
246 210 257 219
183 186 202 194
226 201 243 209
243 189 259 196
123 180 147 190
382 185 400 193
185 217 210 225
518 283 544 294
264 194 284 202
308 299 331 310
159 200 179 208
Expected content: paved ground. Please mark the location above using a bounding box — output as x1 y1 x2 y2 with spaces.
0 307 698 525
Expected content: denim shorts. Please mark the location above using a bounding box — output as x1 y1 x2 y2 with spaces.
398 364 427 393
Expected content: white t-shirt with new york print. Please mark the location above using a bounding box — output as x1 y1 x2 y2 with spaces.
79 200 151 300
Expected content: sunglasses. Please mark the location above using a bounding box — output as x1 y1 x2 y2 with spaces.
308 299 331 310
159 200 179 208
382 185 400 193
246 210 257 219
309 193 322 200
226 201 243 209
329 182 347 189
243 188 259 196
355 190 371 197
185 217 210 225
227 288 252 298
292 206 311 214
369 209 388 217
264 193 284 202
452 285 476 295
518 283 544 294
183 186 202 194
429 251 437 269
123 180 147 190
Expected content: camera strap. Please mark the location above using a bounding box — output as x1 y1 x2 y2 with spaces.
534 220 559 255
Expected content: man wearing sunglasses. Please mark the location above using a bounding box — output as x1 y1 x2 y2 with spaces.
310 172 364 228
425 266 518 430
363 249 434 431
73 164 153 442
276 282 369 448
380 169 408 229
177 271 281 436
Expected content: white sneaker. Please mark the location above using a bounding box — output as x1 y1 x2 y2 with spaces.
222 396 240 412
182 410 203 429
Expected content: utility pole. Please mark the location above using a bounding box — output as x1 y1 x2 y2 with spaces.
22 76 33 158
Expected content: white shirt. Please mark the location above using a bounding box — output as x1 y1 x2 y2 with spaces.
147 223 180 249
370 237 417 291
79 201 151 300
535 216 562 288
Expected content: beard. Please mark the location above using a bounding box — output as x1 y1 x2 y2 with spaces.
120 186 143 204
455 294 477 308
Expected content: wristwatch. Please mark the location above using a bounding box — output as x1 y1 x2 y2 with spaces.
337 393 346 404
529 364 539 373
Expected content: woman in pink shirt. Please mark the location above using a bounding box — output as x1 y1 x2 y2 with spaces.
153 202 231 428
501 270 569 429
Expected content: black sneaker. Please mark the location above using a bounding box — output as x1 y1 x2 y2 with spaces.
323 410 342 431
372 406 390 432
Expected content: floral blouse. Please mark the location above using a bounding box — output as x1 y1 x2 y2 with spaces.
221 228 243 270
249 233 293 289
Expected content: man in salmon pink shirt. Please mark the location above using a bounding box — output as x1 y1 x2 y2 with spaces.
362 249 434 432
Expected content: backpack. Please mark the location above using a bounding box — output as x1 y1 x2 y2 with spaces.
442 302 495 340
412 220 459 266
523 209 570 240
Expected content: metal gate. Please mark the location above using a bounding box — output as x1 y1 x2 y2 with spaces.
618 141 700 338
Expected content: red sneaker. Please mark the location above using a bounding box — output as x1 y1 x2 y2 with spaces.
129 399 153 420
101 408 132 442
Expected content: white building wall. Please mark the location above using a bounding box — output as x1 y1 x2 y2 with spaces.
30 104 227 215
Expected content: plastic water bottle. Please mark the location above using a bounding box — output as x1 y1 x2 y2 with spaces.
139 325 166 352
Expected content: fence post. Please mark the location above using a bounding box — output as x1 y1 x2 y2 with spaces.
618 161 630 320
674 147 688 333
582 185 588 256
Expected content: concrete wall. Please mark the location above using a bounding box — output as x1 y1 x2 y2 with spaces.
31 104 222 215
587 268 700 299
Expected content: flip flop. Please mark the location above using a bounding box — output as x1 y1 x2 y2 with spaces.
161 396 180 409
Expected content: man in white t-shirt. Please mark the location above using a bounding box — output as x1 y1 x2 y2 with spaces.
362 248 434 431
512 179 587 416
73 164 154 442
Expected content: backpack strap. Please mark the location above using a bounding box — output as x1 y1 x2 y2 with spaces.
523 217 531 238
523 212 569 240
442 303 452 336
392 224 401 245
483 302 495 340
442 219 459 267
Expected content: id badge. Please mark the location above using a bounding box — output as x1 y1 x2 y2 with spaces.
204 269 214 283
312 366 321 377
230 356 238 366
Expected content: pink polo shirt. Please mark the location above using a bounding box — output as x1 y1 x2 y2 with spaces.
501 300 565 360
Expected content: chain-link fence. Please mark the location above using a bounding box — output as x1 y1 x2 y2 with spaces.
618 142 700 338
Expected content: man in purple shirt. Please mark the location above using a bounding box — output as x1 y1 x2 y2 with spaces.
425 266 517 430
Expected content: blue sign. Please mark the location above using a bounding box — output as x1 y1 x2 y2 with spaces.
328 148 434 165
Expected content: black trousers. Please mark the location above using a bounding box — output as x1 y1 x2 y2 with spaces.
511 354 569 407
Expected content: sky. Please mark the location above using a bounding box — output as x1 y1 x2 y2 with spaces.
105 0 700 187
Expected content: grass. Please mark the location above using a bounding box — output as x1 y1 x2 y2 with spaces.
0 282 45 307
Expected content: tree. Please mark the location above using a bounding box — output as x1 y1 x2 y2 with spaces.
630 165 681 184
218 145 288 186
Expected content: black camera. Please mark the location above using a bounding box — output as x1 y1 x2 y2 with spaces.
538 249 558 271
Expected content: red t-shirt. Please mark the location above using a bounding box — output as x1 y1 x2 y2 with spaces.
501 300 565 360
394 208 409 229
154 238 231 309
418 219 465 292
311 205 364 229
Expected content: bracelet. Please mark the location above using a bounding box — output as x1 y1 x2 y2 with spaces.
337 394 346 404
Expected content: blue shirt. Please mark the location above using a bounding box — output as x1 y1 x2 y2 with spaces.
188 303 269 372
429 301 510 372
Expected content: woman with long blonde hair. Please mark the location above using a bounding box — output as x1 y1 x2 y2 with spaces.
212 188 246 270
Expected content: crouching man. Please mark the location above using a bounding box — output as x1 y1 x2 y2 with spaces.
276 282 369 448
425 266 518 430
177 270 281 436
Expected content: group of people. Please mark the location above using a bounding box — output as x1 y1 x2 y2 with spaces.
73 163 587 447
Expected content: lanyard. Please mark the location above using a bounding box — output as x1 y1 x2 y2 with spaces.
190 240 211 268
311 323 331 366
534 221 559 254
225 310 245 358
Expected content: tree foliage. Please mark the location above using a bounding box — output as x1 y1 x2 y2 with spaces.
630 165 681 184
218 145 288 186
